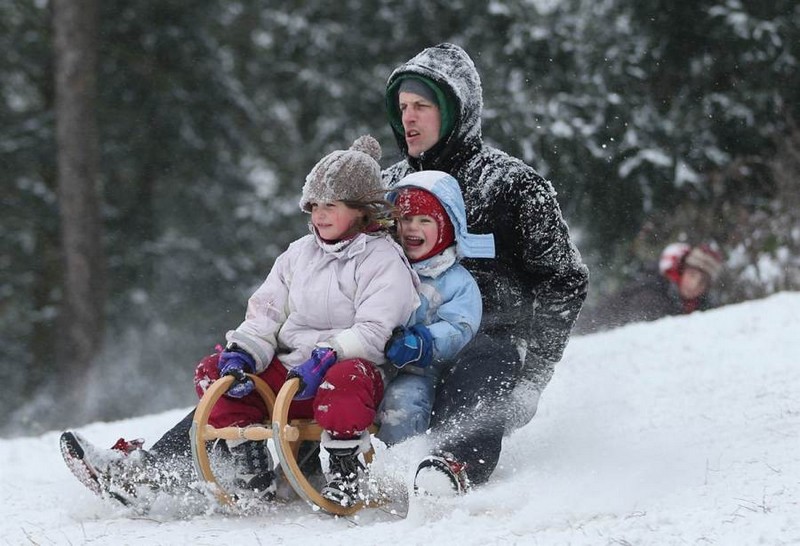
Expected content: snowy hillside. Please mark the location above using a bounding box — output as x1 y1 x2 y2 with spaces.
2 293 799 545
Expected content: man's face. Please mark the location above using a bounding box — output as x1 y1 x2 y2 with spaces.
399 91 442 158
679 267 710 300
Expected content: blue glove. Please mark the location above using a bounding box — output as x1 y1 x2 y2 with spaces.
287 347 337 401
218 348 257 398
384 324 434 369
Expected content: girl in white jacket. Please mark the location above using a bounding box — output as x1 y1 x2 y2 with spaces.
60 136 419 510
198 135 420 506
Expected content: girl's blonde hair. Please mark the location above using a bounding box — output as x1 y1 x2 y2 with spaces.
340 189 397 232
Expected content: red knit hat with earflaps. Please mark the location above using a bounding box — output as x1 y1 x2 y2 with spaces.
395 188 456 262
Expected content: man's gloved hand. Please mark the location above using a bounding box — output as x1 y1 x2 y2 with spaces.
384 324 434 369
287 347 338 401
217 348 257 398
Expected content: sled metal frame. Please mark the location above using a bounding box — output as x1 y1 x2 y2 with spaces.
190 374 376 516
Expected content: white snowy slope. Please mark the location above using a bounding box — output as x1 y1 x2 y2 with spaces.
1 292 798 546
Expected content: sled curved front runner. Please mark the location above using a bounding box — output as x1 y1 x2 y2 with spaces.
271 377 376 516
190 374 375 516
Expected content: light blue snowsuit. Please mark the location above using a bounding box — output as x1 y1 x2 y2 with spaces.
377 170 494 445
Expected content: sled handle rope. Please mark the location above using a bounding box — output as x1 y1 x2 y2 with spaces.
190 374 376 516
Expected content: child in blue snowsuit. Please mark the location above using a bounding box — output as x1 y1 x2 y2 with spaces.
377 170 494 445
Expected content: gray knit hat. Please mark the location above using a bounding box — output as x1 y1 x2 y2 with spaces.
299 135 384 212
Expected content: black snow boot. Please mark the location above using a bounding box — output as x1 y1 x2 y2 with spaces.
321 446 364 507
414 451 470 496
228 439 276 500
60 431 155 506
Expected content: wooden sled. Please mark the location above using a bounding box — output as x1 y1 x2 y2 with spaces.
190 374 377 516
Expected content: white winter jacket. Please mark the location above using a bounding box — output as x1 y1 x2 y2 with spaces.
226 230 420 373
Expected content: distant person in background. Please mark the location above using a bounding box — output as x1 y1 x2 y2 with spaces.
659 243 723 313
577 242 724 333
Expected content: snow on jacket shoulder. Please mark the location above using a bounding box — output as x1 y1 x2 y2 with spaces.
226 231 420 372
457 147 588 363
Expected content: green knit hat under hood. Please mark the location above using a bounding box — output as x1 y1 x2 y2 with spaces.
386 74 456 142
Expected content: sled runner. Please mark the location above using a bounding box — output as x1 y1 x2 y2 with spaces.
190 374 379 516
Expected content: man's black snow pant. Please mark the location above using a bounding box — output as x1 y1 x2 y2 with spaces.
152 409 195 457
428 332 523 486
149 410 197 479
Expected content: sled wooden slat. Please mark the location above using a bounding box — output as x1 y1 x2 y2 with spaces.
190 373 377 515
277 422 325 442
201 424 274 442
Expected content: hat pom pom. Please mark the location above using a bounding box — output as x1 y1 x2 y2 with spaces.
350 135 381 162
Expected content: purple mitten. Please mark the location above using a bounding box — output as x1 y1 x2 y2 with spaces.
218 349 256 398
287 347 337 400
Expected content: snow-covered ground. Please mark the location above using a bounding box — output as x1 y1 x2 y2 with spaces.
2 292 799 545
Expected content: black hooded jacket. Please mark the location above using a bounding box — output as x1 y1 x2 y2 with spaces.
383 43 589 379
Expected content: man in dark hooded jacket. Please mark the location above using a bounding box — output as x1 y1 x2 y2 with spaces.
382 43 589 491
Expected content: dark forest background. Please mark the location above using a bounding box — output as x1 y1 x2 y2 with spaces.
2 0 798 436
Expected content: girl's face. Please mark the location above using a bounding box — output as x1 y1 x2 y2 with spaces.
679 267 710 300
397 214 439 261
310 201 363 241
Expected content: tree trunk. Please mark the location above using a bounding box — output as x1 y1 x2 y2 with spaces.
53 0 105 381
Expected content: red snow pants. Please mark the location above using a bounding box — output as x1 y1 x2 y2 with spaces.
194 351 384 438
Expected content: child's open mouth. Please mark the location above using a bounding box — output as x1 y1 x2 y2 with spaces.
403 236 425 248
